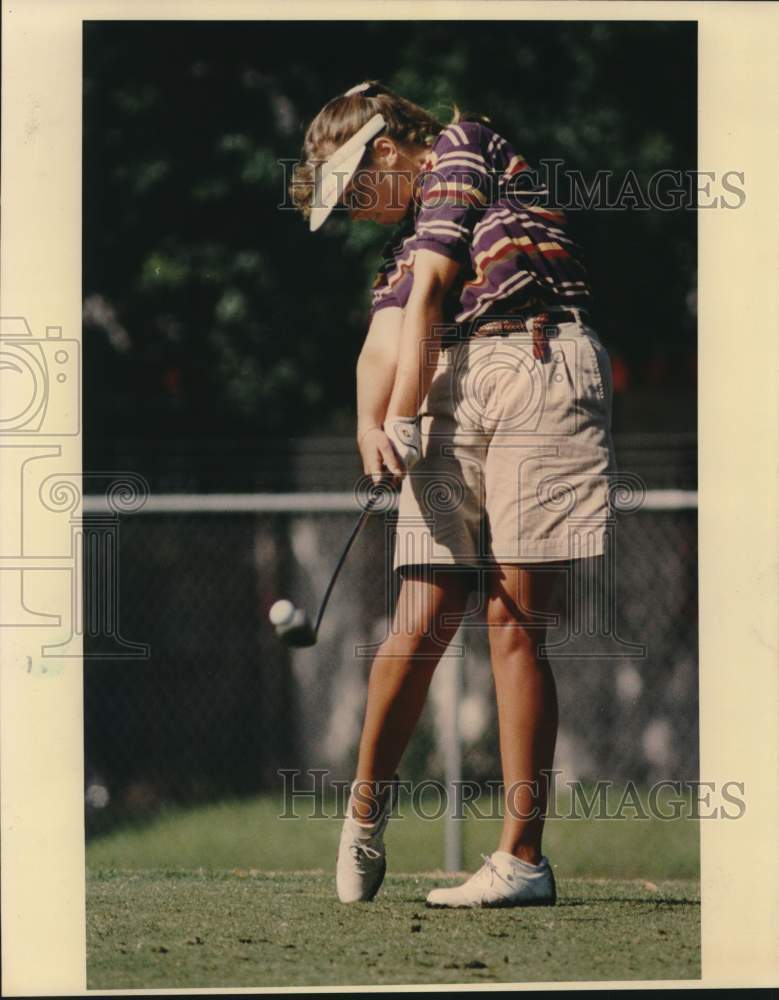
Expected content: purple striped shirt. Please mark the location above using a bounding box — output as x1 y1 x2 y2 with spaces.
369 121 592 328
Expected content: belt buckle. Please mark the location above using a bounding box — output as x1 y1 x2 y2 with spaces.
531 310 554 362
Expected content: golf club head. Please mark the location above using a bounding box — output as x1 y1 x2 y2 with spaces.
276 608 317 647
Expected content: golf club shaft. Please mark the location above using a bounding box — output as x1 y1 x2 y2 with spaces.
313 491 381 636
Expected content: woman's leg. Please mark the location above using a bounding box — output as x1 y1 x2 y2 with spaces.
350 566 472 825
486 562 564 864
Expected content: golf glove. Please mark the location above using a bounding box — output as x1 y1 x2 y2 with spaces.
384 415 422 471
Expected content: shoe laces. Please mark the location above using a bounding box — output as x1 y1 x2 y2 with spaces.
475 853 515 890
349 841 382 869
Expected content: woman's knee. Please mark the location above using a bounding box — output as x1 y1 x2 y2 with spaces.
390 569 470 646
486 598 540 657
377 618 454 663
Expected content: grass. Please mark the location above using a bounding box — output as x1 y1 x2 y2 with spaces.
86 788 700 880
86 791 700 987
87 870 700 988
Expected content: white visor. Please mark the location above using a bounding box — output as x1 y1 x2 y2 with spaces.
309 113 387 232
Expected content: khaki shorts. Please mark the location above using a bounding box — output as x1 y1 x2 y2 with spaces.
392 320 618 572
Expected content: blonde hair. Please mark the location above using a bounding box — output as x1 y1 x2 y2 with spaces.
289 81 491 222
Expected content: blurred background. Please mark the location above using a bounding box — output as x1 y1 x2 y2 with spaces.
83 19 698 874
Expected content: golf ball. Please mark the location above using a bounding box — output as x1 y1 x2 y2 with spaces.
269 599 296 626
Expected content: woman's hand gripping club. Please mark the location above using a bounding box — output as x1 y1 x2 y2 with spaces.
358 417 422 485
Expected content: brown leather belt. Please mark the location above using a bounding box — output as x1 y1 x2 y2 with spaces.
468 307 590 361
473 307 588 336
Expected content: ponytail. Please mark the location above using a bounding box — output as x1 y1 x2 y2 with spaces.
449 103 493 127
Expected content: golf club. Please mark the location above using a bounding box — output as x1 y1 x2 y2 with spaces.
269 482 390 647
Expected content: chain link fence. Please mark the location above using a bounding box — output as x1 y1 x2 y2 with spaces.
84 435 698 837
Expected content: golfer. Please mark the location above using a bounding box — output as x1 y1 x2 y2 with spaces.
290 81 617 907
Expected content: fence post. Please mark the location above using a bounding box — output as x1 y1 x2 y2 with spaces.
439 630 464 873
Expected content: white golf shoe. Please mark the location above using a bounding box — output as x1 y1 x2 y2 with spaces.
426 850 556 908
335 776 398 903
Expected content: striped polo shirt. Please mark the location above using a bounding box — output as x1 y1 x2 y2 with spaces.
369 120 592 328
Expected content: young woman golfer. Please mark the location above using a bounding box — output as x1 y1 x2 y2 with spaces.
291 81 617 907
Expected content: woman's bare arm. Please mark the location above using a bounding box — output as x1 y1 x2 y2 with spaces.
386 250 462 419
356 306 404 481
357 306 401 438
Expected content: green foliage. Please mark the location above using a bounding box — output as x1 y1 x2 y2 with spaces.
84 21 696 463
